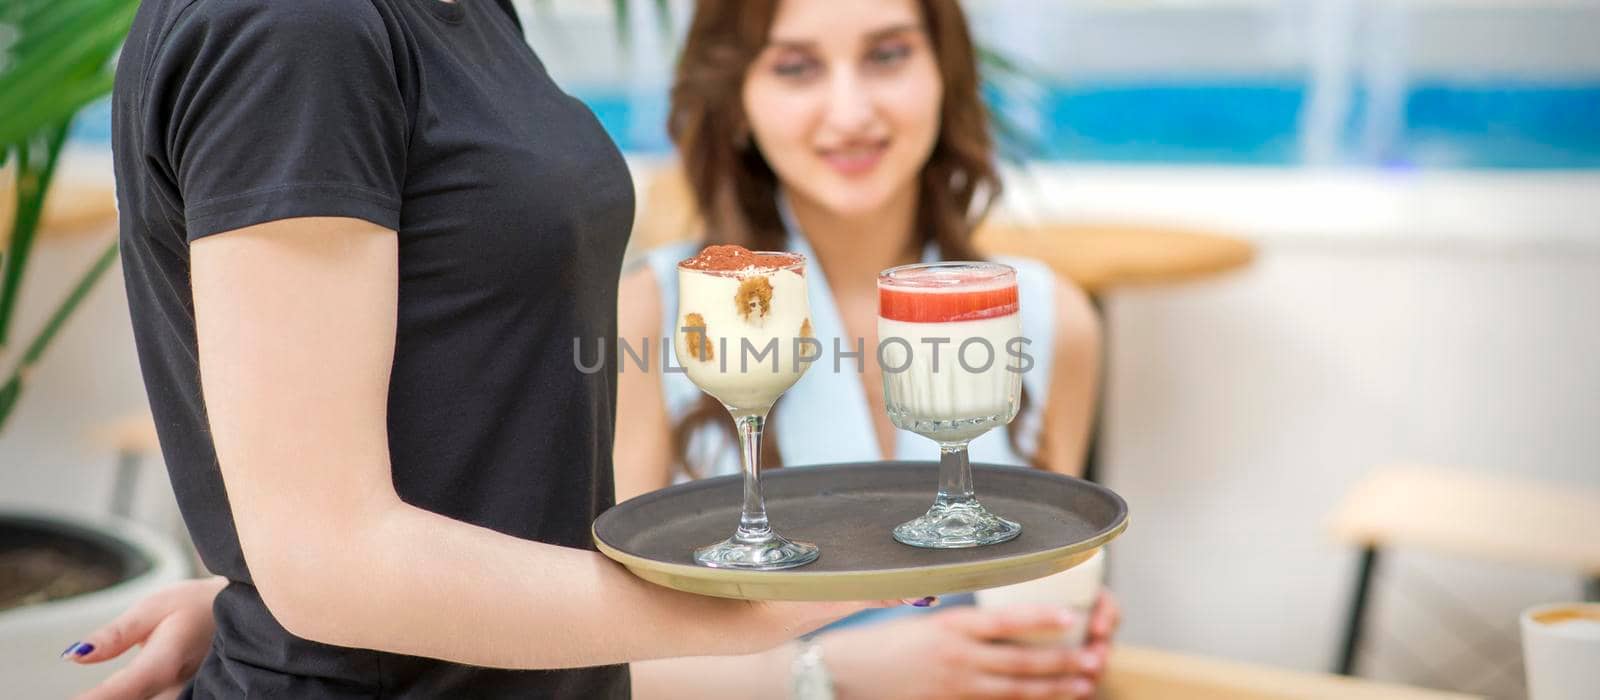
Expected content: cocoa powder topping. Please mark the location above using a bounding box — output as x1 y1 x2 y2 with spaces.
680 244 802 274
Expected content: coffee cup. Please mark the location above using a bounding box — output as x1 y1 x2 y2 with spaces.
1520 602 1600 700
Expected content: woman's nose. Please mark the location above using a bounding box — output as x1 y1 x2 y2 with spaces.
822 69 876 134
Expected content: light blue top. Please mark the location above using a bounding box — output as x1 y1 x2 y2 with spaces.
637 222 1058 477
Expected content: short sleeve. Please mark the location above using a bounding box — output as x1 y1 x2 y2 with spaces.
149 1 407 241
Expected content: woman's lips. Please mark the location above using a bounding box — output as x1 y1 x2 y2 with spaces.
818 140 888 177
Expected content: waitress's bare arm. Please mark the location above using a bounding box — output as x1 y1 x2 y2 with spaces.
192 217 876 669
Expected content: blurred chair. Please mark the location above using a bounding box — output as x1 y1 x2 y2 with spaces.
1105 644 1483 700
1328 464 1600 678
91 412 205 576
89 413 161 519
973 220 1252 484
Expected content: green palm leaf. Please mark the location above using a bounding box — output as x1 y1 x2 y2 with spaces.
0 0 136 145
0 0 137 434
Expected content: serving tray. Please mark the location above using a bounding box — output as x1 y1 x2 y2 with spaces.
593 461 1129 601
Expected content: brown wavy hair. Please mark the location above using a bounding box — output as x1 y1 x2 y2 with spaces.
666 0 1039 477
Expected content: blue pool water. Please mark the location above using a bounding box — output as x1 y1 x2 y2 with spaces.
69 81 1600 169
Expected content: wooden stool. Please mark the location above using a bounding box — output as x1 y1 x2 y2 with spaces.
1104 644 1483 700
1327 464 1600 676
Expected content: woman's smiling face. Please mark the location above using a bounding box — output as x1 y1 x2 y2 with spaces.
742 0 943 218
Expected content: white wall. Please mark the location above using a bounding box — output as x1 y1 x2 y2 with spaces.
990 166 1599 697
1100 239 1599 694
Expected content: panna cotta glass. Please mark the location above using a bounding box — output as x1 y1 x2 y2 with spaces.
879 262 1025 548
677 245 819 570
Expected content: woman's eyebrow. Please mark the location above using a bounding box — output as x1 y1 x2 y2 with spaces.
865 23 923 41
767 23 923 49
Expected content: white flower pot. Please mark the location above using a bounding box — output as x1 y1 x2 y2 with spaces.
0 512 190 697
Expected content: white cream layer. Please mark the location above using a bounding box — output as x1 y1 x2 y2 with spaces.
878 313 1024 440
676 267 811 413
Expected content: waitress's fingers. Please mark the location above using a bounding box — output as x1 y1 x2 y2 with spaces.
71 645 192 700
63 596 167 664
73 607 211 700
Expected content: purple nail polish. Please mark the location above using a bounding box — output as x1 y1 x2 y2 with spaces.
59 642 93 659
911 596 937 608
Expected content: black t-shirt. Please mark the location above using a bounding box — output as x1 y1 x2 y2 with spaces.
113 1 633 696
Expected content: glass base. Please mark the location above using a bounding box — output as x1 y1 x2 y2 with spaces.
694 534 819 570
893 501 1022 549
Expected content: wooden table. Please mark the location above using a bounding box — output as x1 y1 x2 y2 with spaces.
975 221 1255 296
1105 645 1483 700
0 178 120 245
630 163 1257 295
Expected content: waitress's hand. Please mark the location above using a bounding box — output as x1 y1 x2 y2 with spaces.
819 604 1100 700
63 576 226 700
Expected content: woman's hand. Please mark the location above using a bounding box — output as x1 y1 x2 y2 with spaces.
819 603 1103 700
1078 590 1121 690
63 576 226 700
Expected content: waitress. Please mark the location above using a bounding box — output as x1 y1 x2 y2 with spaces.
111 1 877 696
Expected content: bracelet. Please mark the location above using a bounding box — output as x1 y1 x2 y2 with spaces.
790 638 836 700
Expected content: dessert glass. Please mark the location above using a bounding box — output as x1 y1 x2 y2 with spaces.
878 261 1024 548
677 246 819 569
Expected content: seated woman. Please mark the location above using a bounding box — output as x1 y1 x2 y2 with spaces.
68 1 1115 699
622 1 1114 698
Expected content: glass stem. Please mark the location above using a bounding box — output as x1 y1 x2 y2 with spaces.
733 411 773 543
935 441 977 508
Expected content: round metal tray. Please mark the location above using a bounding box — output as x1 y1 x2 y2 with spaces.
594 461 1129 601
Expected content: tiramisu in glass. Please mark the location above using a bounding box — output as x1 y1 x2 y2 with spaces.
677 245 819 569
